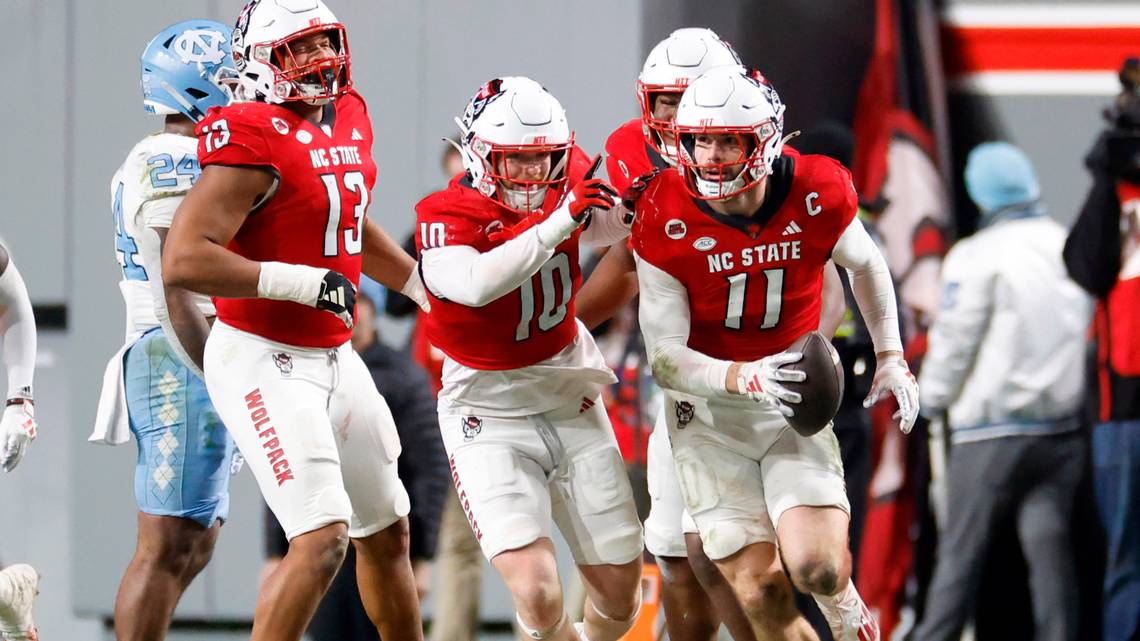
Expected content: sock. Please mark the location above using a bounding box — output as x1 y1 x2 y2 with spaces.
812 581 879 641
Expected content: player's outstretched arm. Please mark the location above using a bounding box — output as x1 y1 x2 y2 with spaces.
831 217 919 432
361 217 429 311
164 165 274 298
577 244 638 330
0 245 38 472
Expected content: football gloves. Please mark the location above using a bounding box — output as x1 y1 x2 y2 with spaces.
316 270 357 329
1 401 37 473
864 356 920 434
736 351 805 417
568 155 619 223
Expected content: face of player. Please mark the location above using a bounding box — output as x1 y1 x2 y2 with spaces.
651 93 682 144
498 151 552 187
692 133 749 180
282 32 338 70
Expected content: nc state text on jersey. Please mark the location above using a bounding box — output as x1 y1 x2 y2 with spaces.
706 240 802 273
309 145 363 169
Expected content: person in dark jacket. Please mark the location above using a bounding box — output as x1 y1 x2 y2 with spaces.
263 278 449 640
1062 61 1140 641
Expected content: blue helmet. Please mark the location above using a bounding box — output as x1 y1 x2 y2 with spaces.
140 20 235 121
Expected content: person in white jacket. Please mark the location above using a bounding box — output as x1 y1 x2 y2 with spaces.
914 142 1092 641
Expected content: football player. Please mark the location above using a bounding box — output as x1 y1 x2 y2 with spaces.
162 2 427 640
415 77 641 641
0 242 40 641
597 28 759 641
628 68 918 641
88 21 238 641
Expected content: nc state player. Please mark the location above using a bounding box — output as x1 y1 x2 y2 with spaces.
163 2 425 640
416 77 642 641
593 28 762 641
628 68 919 641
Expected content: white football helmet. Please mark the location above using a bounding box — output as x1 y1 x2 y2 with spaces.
453 76 574 213
231 0 351 105
637 28 742 164
674 68 786 200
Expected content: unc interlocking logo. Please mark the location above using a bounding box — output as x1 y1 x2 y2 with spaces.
173 29 228 65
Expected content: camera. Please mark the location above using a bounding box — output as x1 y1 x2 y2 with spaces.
1105 57 1140 183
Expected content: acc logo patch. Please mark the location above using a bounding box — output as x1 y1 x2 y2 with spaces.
665 219 687 240
693 236 717 251
295 129 313 144
271 117 290 135
271 352 293 376
461 415 483 442
675 400 695 428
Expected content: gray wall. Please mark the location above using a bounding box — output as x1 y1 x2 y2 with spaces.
2 0 641 637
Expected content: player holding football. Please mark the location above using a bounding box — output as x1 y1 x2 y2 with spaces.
90 21 240 641
416 77 642 641
163 2 426 640
595 27 759 641
0 241 40 641
627 68 918 641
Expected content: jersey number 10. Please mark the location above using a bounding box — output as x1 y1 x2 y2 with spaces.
516 253 572 341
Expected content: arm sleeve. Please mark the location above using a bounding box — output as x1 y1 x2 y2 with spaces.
134 219 204 377
579 206 631 248
831 217 904 354
0 254 36 398
388 368 449 561
635 251 733 397
917 249 994 413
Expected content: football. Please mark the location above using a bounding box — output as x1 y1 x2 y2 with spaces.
782 331 845 437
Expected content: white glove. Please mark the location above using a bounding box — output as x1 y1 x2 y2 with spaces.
1 401 37 473
864 355 920 434
401 269 431 313
736 351 805 417
230 450 245 476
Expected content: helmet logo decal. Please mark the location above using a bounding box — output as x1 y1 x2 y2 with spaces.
173 29 228 65
461 78 505 132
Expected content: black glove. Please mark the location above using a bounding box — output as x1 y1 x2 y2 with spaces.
316 270 357 329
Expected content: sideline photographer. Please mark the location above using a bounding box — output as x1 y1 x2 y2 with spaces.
1062 57 1140 641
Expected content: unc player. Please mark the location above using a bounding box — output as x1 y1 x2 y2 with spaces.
90 21 238 641
0 242 41 640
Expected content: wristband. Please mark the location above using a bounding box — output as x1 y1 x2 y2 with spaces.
256 261 325 306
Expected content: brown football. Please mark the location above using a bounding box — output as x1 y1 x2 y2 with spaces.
781 331 845 437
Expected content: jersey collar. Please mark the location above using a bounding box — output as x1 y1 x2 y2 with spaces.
690 155 795 238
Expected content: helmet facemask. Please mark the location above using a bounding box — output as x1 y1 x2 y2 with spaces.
473 138 573 213
676 122 778 201
637 84 686 165
245 23 351 105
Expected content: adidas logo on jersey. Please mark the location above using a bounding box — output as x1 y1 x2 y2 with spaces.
351 128 364 141
782 221 802 236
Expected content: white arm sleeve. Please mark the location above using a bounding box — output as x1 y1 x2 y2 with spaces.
420 205 581 307
579 206 631 247
635 251 734 397
0 256 36 398
140 194 180 229
831 218 904 354
135 220 204 377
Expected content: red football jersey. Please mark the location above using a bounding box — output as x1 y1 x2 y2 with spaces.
604 118 670 193
416 147 593 370
631 154 857 361
197 91 377 348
